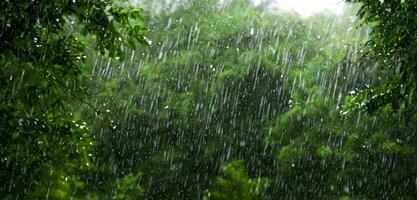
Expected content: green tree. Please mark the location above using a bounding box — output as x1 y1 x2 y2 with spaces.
343 0 417 121
0 0 147 198
83 0 304 198
266 6 417 199
203 160 270 200
82 1 367 199
113 172 144 200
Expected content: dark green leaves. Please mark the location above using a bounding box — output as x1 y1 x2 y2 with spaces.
344 0 417 116
0 0 147 198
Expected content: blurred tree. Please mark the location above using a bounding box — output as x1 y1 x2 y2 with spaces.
62 0 417 199
266 6 417 198
82 0 365 199
113 172 144 200
203 160 270 200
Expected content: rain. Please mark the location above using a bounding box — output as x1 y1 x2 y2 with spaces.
1 0 417 199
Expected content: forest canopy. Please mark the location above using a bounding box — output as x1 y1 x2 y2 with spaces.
1 0 416 199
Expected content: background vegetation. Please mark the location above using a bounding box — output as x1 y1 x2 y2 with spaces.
1 0 416 199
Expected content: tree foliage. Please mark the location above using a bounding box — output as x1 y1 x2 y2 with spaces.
2 0 417 199
0 0 147 198
203 160 270 200
343 0 417 120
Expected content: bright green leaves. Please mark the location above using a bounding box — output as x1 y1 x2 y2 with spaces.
341 79 403 114
85 3 149 59
113 173 144 200
204 160 270 200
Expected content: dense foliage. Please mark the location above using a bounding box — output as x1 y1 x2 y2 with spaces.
343 0 417 117
1 0 417 199
0 0 147 198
